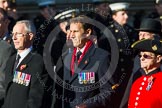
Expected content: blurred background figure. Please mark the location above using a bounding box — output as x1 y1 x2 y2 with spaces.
154 0 162 25
93 0 112 25
146 0 162 26
0 0 16 33
137 18 162 40
108 2 138 108
7 0 18 21
0 7 12 43
83 0 112 52
0 0 9 11
33 0 58 55
34 0 56 30
0 7 15 107
155 0 162 17
7 0 18 34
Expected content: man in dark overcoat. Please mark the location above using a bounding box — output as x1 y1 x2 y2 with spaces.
53 15 115 108
3 20 50 108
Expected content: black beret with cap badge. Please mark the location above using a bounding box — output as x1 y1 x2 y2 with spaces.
131 39 162 54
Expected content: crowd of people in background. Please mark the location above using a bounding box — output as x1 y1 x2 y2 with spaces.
1 0 162 108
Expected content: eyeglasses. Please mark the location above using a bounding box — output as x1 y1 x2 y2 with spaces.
138 54 155 59
11 32 29 37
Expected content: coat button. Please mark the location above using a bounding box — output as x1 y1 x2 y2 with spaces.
111 24 114 27
139 87 142 90
119 49 123 52
115 29 119 32
137 92 140 95
141 82 145 85
135 102 138 106
120 58 124 62
136 97 139 100
117 38 122 42
143 77 147 81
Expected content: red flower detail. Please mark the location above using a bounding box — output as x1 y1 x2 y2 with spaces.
148 76 154 83
20 64 27 71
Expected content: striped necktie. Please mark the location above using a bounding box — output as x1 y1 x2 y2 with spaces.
76 51 82 61
14 54 21 71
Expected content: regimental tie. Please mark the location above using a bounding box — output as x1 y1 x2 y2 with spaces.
76 51 82 61
14 54 21 71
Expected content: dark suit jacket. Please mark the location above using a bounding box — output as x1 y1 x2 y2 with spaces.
3 52 49 108
53 44 114 108
0 39 14 79
0 39 15 104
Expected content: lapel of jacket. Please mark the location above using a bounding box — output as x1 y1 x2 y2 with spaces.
69 45 96 84
16 52 33 72
6 52 33 88
5 54 16 91
6 52 33 95
63 51 72 82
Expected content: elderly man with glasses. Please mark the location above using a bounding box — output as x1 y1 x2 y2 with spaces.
120 18 162 108
3 20 51 108
128 39 162 108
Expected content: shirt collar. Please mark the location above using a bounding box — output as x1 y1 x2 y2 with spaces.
17 48 31 66
141 68 161 76
76 45 86 54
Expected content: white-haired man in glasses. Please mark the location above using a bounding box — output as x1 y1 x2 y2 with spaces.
3 20 50 108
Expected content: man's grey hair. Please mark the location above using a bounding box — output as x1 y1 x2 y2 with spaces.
15 20 36 35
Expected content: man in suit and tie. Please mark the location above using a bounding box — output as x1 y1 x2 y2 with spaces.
53 15 114 108
3 20 50 108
